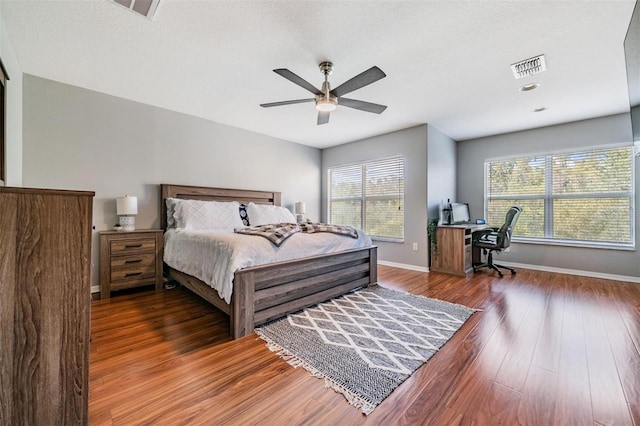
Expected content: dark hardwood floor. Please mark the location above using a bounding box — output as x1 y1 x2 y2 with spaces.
89 266 640 425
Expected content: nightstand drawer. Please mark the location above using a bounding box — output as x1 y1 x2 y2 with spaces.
110 264 156 283
111 237 155 255
110 252 156 269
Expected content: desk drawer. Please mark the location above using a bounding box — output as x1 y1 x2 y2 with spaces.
111 237 155 255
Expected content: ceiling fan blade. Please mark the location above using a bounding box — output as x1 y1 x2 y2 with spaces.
330 66 386 97
273 69 323 96
338 97 387 114
317 111 330 125
260 99 315 108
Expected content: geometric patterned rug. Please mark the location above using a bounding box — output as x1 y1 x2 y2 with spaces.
255 284 477 415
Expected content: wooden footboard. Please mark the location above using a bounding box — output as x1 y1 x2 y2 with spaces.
167 246 377 339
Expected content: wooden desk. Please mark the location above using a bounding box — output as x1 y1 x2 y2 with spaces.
430 224 489 276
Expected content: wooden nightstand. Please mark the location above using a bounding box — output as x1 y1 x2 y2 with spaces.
99 229 163 299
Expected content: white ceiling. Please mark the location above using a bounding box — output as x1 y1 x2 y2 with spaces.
1 0 636 149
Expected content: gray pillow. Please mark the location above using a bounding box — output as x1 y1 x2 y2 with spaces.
166 197 180 229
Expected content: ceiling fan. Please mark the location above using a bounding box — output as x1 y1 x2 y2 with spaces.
260 61 387 125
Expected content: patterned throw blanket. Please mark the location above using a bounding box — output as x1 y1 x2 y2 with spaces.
235 222 359 247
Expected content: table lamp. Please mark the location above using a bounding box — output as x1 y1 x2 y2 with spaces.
116 195 138 231
295 201 306 223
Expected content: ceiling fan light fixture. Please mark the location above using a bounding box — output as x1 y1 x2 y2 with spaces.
315 97 338 112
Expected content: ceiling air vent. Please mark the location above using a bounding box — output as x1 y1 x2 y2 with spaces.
109 0 160 19
510 54 546 79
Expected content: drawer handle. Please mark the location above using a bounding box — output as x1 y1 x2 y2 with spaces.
125 259 143 264
125 244 143 249
124 272 143 277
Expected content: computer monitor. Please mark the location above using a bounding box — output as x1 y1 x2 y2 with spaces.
450 202 471 224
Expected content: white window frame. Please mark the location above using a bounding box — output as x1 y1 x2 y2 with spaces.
484 144 635 250
328 156 405 242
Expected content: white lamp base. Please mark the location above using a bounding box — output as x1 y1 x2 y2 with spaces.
119 216 135 231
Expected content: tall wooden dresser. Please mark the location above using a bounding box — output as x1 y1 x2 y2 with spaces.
0 186 94 425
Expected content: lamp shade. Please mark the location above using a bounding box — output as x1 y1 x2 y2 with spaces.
116 195 138 215
295 202 306 215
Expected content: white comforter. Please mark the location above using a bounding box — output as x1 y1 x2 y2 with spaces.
164 228 373 303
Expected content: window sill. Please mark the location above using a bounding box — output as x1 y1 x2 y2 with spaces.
371 236 404 243
512 237 635 251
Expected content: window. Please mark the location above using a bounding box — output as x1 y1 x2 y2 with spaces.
485 145 634 248
328 156 404 241
0 58 8 186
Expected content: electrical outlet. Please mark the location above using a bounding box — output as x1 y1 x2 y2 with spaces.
412 243 418 251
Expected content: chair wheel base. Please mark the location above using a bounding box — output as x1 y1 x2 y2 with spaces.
473 260 516 278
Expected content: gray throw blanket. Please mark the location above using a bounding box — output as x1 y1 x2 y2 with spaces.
235 222 359 247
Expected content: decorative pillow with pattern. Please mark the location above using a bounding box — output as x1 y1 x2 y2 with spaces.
246 202 296 226
174 199 244 230
239 204 250 226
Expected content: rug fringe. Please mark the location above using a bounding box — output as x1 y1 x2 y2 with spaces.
256 331 376 415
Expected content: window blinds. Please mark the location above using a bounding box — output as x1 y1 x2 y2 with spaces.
329 156 404 240
485 146 634 247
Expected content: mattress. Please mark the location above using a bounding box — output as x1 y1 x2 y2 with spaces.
164 228 373 303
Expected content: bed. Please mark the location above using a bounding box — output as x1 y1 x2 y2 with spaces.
161 184 378 339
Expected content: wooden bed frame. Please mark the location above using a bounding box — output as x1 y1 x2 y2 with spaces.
161 184 378 339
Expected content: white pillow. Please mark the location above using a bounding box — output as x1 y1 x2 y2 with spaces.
174 199 244 230
247 202 296 226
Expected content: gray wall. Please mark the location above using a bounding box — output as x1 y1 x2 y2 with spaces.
632 105 640 142
0 11 23 186
427 124 457 222
23 75 322 288
457 113 639 279
322 125 429 269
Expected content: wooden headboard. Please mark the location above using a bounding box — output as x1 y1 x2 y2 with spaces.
160 184 282 230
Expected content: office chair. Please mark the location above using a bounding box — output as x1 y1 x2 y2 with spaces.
472 206 522 277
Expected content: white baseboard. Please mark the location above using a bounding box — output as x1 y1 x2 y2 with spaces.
378 260 639 284
378 260 429 273
485 261 640 284
91 285 99 295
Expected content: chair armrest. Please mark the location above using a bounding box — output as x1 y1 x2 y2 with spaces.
472 228 499 239
473 228 501 245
